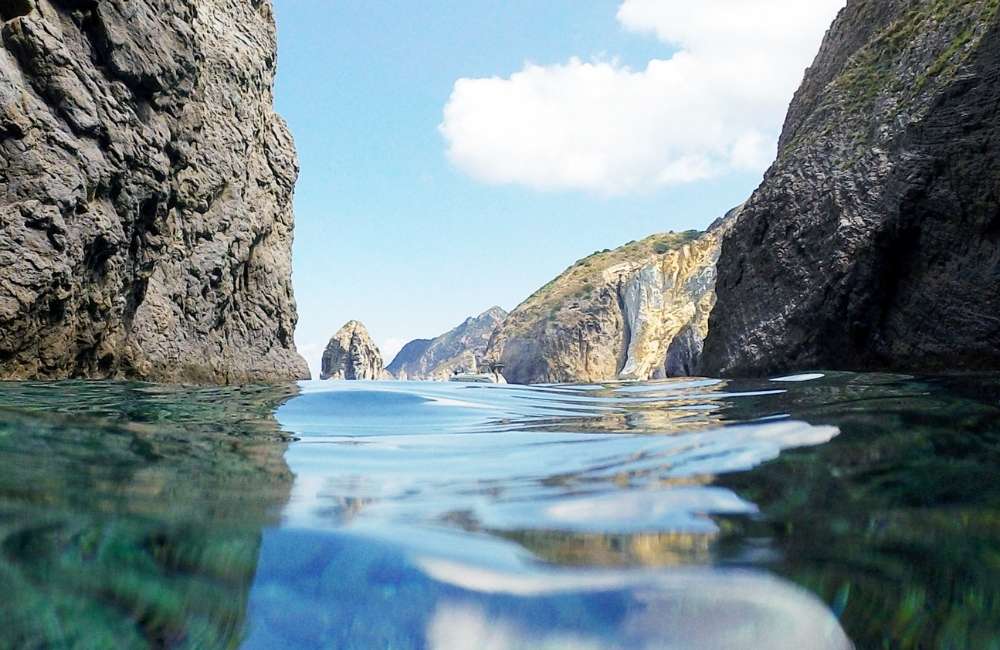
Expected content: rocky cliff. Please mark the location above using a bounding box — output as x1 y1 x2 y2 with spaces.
387 306 507 380
488 225 732 384
386 338 432 376
703 0 1000 376
0 0 308 382
320 320 385 380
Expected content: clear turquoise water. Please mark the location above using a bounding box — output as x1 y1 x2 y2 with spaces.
1 374 999 648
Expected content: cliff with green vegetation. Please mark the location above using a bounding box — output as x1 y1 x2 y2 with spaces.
488 220 735 384
704 0 1000 376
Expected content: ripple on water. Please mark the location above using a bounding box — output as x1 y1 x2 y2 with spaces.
3 374 1000 648
255 378 852 648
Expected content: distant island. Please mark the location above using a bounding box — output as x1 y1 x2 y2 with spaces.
387 307 506 380
319 308 506 382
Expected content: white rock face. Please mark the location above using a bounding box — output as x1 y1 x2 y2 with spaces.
618 227 726 380
489 211 739 384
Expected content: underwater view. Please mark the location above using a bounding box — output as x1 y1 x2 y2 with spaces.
1 373 998 648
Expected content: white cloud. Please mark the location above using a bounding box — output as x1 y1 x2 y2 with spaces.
440 0 845 195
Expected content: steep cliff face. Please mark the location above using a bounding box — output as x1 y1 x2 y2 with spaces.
387 306 507 380
703 0 1000 376
488 226 731 384
320 320 384 380
0 0 308 382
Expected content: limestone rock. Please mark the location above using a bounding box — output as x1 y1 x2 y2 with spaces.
0 0 308 382
488 224 732 384
703 0 1000 376
320 321 384 381
387 306 507 380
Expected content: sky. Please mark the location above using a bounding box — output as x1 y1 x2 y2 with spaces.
273 0 845 378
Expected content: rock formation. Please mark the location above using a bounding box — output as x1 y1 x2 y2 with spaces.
703 0 1000 376
488 224 732 384
320 321 385 380
387 306 507 380
386 338 432 377
0 0 308 382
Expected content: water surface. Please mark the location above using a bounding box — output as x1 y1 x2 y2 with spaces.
1 374 998 648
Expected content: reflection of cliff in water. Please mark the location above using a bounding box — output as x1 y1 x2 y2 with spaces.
0 382 298 648
499 529 716 567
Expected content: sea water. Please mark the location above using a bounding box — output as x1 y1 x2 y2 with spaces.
1 374 998 648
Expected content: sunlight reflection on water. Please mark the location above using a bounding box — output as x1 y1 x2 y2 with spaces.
252 379 849 649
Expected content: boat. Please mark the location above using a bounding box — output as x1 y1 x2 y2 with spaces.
448 373 500 383
448 361 507 384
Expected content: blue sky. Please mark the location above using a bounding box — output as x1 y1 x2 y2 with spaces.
273 0 843 376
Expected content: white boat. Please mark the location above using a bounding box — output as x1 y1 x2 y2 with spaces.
448 361 507 384
448 373 501 383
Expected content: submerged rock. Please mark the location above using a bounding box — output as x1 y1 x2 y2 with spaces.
488 221 734 384
703 0 1000 376
0 0 308 382
387 306 507 380
321 321 385 380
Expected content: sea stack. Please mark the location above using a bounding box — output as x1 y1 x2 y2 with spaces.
320 321 385 380
0 0 308 382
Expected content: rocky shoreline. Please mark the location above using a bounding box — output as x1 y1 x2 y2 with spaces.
3 0 998 385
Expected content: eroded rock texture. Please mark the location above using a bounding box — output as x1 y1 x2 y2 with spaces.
703 0 1000 376
488 223 732 385
0 0 308 382
320 320 384 381
387 306 507 380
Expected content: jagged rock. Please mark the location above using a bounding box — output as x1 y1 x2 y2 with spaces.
320 321 385 381
488 223 733 384
387 306 507 380
703 0 1000 376
0 0 308 382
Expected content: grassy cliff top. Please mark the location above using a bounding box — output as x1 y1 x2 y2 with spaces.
781 0 1000 156
508 230 702 327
